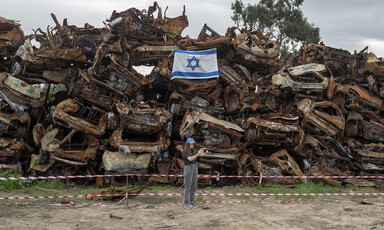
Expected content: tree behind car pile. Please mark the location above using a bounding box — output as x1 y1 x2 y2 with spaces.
231 0 321 57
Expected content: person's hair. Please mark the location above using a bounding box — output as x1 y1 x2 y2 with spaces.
183 142 196 155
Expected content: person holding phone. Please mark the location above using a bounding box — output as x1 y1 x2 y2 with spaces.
182 137 207 209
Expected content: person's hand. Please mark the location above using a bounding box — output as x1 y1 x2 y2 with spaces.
199 148 208 156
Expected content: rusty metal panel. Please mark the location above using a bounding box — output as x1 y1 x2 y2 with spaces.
102 150 152 171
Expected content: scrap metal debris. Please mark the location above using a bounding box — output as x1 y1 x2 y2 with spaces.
0 2 383 187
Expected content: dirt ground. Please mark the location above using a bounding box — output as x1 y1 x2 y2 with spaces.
1 194 383 230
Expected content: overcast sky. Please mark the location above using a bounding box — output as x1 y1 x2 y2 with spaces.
1 0 384 57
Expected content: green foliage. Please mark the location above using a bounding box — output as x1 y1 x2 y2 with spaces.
0 170 32 191
221 180 347 200
35 180 63 190
0 171 65 192
252 180 343 194
150 183 173 192
231 0 320 57
231 0 244 27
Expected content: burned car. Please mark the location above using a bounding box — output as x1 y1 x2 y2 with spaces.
0 137 25 164
0 17 24 58
244 115 303 148
271 63 335 100
333 83 383 111
54 98 108 136
0 72 49 112
230 29 279 68
179 109 244 149
108 101 173 136
168 92 223 117
39 128 98 164
297 98 345 136
109 127 170 155
0 104 30 138
344 138 384 173
237 149 306 186
296 43 352 77
345 111 384 143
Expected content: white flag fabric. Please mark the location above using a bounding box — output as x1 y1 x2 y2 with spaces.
171 48 219 80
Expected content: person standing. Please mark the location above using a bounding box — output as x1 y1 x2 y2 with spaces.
182 137 207 210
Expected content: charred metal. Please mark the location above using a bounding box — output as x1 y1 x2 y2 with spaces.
0 3 383 188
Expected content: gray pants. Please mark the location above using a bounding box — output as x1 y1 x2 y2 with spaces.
184 164 198 204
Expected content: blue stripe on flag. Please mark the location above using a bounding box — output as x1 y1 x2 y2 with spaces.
171 71 219 79
173 49 217 55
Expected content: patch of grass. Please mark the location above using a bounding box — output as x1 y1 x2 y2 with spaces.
132 180 150 188
0 170 32 191
68 186 104 195
345 184 380 193
250 180 345 200
0 170 69 193
36 180 63 189
249 180 343 193
218 180 351 200
150 183 174 192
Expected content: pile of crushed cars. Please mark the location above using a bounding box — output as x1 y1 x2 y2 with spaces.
1 2 383 187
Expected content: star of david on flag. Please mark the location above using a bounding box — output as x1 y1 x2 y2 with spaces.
171 48 219 80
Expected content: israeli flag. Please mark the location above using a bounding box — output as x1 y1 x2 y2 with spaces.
171 48 219 80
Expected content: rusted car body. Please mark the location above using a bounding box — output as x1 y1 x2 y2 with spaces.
231 30 279 67
168 92 224 117
245 116 303 147
179 109 244 148
352 49 384 98
0 72 49 109
345 111 384 142
106 2 188 41
272 63 335 100
90 53 149 96
0 137 24 164
178 24 231 50
297 98 345 136
224 81 259 114
0 108 30 138
109 127 170 154
344 138 384 173
297 43 352 77
112 102 172 136
0 17 24 58
333 83 383 111
237 149 306 186
54 98 108 136
353 47 384 77
40 128 98 163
